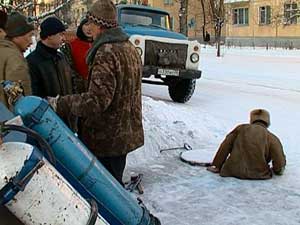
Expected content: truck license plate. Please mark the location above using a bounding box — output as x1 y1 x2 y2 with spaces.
158 69 180 76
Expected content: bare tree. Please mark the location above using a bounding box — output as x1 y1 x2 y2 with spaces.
208 0 224 57
179 0 188 36
1 0 34 13
265 0 300 48
199 0 207 40
38 0 71 20
270 1 300 28
270 5 283 41
1 0 71 23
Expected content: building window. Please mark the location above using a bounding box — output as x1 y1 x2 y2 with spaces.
259 6 271 25
132 0 148 4
164 0 173 5
284 3 299 24
233 8 249 25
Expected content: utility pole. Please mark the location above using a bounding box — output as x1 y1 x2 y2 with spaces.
179 0 188 36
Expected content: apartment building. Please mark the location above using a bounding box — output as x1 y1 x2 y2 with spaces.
225 0 300 47
48 0 300 47
152 0 214 39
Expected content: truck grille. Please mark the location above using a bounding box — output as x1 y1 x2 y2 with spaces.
145 40 188 69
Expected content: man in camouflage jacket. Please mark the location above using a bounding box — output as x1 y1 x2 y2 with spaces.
207 109 286 179
54 0 144 185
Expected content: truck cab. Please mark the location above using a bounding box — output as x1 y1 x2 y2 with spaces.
116 4 202 103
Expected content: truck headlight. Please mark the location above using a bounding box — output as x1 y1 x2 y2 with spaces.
190 53 199 63
136 47 143 56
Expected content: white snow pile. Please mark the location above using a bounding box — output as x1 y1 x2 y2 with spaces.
127 96 221 167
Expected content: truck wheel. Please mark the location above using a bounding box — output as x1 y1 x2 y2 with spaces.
168 79 196 103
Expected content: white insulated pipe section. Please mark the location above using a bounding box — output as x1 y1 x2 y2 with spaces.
0 142 109 225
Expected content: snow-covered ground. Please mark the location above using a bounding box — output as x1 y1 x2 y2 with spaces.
126 46 300 225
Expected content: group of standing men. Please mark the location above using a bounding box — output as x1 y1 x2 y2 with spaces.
0 0 143 186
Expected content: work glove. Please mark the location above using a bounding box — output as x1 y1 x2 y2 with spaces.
46 95 59 112
206 165 220 174
272 166 285 176
46 96 76 132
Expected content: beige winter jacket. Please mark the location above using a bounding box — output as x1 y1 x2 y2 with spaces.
0 39 32 107
212 122 286 179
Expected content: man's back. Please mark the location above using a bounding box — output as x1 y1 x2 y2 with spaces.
79 39 144 157
219 123 286 179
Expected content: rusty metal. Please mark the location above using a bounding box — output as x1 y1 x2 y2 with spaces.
1 81 24 106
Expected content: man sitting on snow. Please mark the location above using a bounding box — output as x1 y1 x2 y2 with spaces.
207 109 286 179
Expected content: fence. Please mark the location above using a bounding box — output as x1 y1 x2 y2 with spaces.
225 37 300 50
191 36 300 50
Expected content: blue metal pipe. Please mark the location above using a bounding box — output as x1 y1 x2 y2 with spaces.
12 95 154 225
1 101 119 224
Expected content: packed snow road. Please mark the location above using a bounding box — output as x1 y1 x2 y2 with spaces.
126 47 300 225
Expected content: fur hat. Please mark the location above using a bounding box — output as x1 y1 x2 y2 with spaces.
5 12 34 38
86 0 117 28
250 109 270 127
0 10 7 29
40 17 66 39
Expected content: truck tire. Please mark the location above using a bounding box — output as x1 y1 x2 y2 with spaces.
168 78 196 103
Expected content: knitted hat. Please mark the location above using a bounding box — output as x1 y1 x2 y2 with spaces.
40 17 66 39
0 10 7 29
5 12 34 38
250 109 270 127
86 0 117 28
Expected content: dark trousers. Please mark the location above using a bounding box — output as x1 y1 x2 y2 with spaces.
0 206 24 225
98 154 127 186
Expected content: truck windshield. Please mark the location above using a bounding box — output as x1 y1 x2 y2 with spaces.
120 9 171 30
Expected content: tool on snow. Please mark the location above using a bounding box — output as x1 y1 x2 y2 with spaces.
126 173 144 194
159 143 192 153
